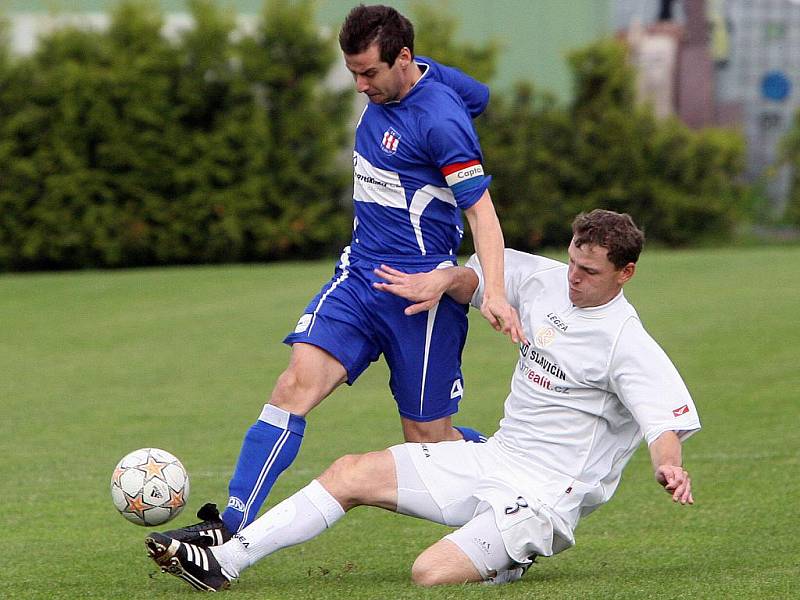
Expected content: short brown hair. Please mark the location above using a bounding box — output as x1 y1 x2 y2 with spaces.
338 4 414 67
571 209 645 269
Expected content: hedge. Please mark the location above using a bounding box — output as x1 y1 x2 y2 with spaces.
0 2 748 271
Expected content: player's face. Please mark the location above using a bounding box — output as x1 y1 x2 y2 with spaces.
567 239 635 308
344 43 410 104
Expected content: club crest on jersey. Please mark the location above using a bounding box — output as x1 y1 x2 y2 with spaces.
380 127 401 155
534 326 556 348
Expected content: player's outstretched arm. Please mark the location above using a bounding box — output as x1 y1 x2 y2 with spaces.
373 264 478 315
649 431 694 505
463 192 527 344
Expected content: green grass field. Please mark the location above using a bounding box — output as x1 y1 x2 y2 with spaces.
2 246 799 599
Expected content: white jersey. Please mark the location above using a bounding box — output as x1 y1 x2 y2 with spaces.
466 250 701 531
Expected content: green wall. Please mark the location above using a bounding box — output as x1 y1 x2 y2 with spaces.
2 0 611 98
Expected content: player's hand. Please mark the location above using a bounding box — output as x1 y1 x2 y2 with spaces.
479 294 527 345
655 465 693 505
372 265 449 315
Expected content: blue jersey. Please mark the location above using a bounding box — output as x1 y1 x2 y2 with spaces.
286 59 489 421
350 57 491 262
416 56 489 119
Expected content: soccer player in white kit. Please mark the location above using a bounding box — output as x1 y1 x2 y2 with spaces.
146 210 700 590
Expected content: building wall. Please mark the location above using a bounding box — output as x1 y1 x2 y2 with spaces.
614 0 800 211
719 0 800 211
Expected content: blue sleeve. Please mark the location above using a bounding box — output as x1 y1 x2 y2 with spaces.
416 56 490 118
421 90 491 210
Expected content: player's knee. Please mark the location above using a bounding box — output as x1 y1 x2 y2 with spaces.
318 454 367 507
320 451 393 510
270 352 345 414
270 368 318 413
411 539 485 586
271 368 300 399
323 453 360 482
411 553 450 587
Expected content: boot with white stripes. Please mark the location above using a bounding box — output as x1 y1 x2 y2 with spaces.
146 532 235 592
162 502 232 547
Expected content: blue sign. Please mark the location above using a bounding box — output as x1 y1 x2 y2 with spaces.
761 71 791 102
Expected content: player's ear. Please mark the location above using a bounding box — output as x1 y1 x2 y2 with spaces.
617 262 636 285
398 46 412 66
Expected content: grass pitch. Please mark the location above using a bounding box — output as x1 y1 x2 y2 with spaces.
1 247 798 599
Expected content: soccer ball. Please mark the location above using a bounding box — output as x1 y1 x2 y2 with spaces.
110 447 190 526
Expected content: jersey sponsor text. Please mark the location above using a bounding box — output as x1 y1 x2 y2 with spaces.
547 312 569 332
517 361 570 394
520 342 566 380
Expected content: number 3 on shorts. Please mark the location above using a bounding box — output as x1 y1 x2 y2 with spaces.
504 496 529 515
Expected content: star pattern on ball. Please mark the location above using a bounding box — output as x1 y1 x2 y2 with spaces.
111 465 126 487
139 455 169 481
123 491 151 520
166 487 186 510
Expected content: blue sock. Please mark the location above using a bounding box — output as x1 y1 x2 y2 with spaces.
454 425 487 443
222 404 306 532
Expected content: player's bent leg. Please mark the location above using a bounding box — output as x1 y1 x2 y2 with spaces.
269 343 348 415
198 445 458 588
411 539 482 586
190 452 395 584
212 479 346 580
221 343 348 533
413 509 517 586
147 478 348 590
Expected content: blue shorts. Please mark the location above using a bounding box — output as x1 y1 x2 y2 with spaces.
283 249 468 422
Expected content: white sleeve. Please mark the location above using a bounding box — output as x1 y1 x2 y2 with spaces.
465 249 562 311
608 317 701 445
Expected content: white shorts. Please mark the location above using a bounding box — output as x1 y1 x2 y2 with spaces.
390 440 575 565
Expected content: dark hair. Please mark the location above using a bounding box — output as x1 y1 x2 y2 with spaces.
338 4 414 67
571 209 645 269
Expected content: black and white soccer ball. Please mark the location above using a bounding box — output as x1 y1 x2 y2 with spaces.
110 447 190 526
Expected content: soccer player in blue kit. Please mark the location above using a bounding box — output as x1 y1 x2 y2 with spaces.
153 4 523 548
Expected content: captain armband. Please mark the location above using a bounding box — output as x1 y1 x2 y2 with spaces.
441 160 487 196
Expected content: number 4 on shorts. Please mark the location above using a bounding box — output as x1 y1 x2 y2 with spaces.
450 378 464 399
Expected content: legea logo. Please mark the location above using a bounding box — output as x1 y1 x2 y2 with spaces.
227 496 246 511
294 314 312 333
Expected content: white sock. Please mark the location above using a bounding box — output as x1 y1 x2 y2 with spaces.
212 479 345 577
210 538 249 580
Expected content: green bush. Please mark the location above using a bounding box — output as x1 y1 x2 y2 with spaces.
0 5 750 272
0 0 351 270
479 40 746 250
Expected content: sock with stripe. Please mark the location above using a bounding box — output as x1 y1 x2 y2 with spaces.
221 404 306 532
454 425 486 443
212 479 345 577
